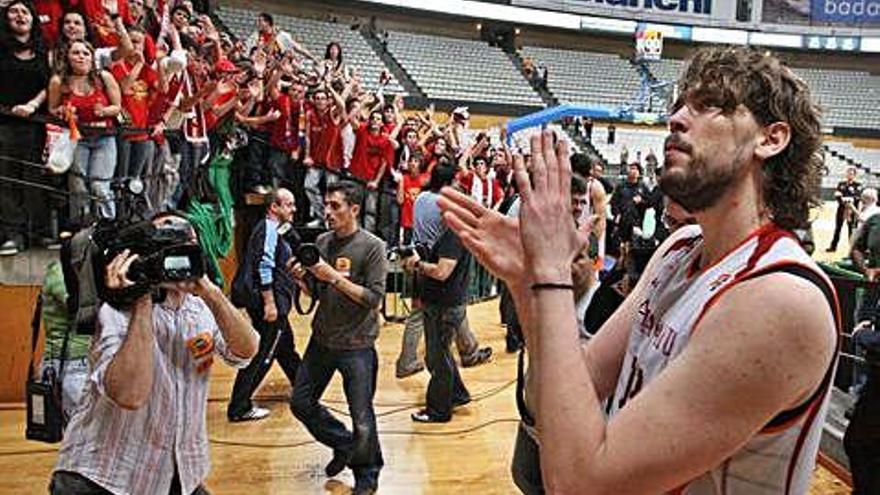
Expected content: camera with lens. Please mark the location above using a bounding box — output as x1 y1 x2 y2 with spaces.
277 223 324 268
387 242 429 262
296 243 322 268
92 218 206 309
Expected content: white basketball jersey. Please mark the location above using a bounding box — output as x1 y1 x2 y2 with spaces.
607 224 839 495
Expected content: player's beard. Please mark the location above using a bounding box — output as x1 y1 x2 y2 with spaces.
659 134 752 214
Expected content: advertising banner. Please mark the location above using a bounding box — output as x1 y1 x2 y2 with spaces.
762 0 880 26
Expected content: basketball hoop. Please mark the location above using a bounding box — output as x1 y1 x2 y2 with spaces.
635 29 663 62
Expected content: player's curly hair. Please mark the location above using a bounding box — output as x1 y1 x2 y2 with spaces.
678 46 824 230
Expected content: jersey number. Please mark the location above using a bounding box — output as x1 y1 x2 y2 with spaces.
618 355 644 410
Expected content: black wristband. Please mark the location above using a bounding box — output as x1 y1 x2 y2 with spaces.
530 282 574 291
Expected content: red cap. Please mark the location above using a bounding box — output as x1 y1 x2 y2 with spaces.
215 59 238 74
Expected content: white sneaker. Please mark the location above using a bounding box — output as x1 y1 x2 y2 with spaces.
230 406 270 422
0 240 18 256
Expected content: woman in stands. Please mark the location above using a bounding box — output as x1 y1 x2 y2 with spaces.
1 0 47 120
321 41 349 85
0 0 51 255
48 39 122 222
51 9 133 71
426 136 452 173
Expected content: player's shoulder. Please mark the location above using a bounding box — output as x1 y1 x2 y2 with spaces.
709 266 836 348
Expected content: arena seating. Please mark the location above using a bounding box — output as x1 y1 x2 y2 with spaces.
824 141 880 189
505 124 580 155
215 6 407 95
794 67 880 131
385 31 544 107
521 45 880 131
520 45 640 109
590 125 665 170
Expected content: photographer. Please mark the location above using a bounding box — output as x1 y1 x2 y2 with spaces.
288 181 387 495
395 165 491 378
227 188 301 422
403 166 477 424
50 214 259 495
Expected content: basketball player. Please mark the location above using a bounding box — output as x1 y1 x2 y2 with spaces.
439 46 838 494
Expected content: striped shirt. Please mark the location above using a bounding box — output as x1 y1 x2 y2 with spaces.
54 295 252 495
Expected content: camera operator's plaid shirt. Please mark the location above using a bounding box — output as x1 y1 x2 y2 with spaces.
54 295 252 495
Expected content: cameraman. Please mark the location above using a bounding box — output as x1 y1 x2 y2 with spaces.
50 214 259 495
227 188 301 422
288 181 387 495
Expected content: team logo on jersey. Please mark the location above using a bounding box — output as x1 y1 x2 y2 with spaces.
708 273 732 292
335 257 352 277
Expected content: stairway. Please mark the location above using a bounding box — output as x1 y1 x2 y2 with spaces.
360 27 425 100
505 50 556 107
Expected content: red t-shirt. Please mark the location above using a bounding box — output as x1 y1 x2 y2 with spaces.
62 76 114 134
34 0 64 48
400 172 430 228
111 60 158 141
72 0 133 47
205 89 237 132
308 109 342 170
269 93 303 152
458 170 503 207
350 124 395 183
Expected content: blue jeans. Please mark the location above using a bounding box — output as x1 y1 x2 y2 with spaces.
117 139 155 180
170 140 207 208
290 341 383 487
423 303 471 419
70 135 116 221
378 181 400 246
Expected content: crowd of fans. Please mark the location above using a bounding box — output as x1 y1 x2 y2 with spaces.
0 0 544 258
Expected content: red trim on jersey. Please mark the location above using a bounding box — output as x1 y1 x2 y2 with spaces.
721 458 732 494
733 226 797 280
662 233 701 258
687 222 777 280
784 393 825 495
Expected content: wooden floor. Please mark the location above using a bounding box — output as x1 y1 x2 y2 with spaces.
0 298 853 494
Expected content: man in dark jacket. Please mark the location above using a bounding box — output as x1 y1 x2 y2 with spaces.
610 162 651 247
827 166 862 252
227 188 301 421
844 317 880 495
